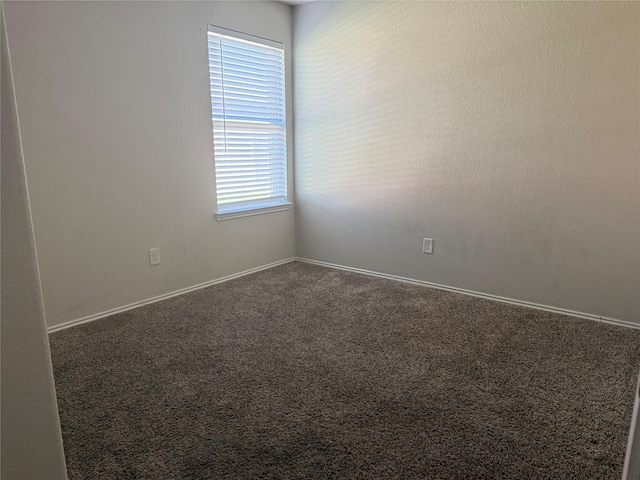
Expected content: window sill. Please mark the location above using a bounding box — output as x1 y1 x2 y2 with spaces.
215 203 292 221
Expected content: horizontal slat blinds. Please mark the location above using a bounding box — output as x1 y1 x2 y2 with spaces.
208 26 288 214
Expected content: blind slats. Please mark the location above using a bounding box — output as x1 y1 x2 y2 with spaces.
208 47 282 61
208 29 287 214
217 181 286 193
208 56 283 74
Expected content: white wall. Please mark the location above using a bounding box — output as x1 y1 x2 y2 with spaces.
293 1 640 324
3 1 295 328
1 4 68 477
4 1 639 328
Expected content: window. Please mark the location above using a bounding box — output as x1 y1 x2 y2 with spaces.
207 25 289 220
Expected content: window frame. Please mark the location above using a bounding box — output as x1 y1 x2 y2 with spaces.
207 25 291 221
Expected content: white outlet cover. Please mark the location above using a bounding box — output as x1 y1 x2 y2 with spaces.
149 247 160 265
423 238 433 254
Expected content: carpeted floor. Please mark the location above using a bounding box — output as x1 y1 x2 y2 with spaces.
49 261 640 479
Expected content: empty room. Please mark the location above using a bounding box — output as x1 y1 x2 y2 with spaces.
2 1 639 479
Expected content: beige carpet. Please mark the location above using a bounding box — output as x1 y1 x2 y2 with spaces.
49 261 640 479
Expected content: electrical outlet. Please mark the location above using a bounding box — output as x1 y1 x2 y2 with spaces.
149 247 160 266
423 238 433 254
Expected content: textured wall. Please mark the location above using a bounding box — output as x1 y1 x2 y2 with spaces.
293 1 640 323
1 4 68 477
4 1 295 328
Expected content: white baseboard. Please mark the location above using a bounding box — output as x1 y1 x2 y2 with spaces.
48 256 639 334
47 258 296 334
296 257 640 330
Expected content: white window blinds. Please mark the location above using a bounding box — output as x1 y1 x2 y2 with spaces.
207 25 288 216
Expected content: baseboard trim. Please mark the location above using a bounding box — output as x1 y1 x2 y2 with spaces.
296 257 640 330
47 258 296 334
48 256 639 334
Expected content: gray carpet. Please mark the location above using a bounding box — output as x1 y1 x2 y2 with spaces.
49 261 640 479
